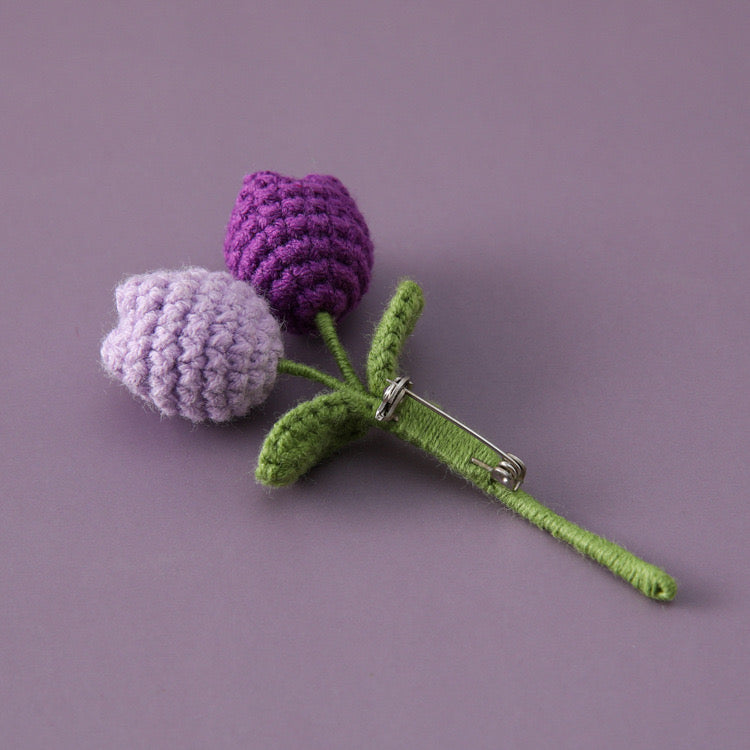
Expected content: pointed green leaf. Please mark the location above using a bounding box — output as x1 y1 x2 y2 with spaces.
366 280 425 395
256 390 371 487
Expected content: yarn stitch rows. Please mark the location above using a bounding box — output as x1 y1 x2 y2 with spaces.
224 171 374 334
101 268 283 422
99 172 677 601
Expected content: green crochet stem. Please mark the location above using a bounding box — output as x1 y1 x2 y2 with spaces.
383 398 677 601
314 312 363 388
259 280 677 601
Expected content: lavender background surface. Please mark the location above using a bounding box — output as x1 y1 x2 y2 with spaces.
2 2 748 748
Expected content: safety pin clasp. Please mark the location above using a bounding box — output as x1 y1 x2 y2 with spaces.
470 456 526 492
375 377 526 491
374 376 410 422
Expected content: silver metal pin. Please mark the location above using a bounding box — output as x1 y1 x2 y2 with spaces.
375 376 526 491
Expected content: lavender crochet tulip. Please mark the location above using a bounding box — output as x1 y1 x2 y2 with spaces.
224 171 374 334
101 268 283 423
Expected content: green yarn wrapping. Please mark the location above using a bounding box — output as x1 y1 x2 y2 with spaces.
257 280 677 601
380 396 677 601
315 312 363 389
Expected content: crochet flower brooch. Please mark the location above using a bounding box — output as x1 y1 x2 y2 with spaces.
101 171 676 601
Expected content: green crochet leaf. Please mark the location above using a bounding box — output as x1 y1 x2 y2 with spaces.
366 279 425 395
256 390 372 487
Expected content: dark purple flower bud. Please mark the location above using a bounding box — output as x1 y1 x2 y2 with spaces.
224 171 374 334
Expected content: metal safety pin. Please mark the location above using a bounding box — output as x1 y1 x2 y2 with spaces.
375 376 527 491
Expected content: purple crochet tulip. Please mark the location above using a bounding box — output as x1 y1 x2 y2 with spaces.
224 171 374 334
101 268 283 423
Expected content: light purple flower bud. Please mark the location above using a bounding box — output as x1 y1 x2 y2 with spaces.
101 267 283 422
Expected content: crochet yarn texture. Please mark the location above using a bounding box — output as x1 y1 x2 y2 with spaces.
224 171 374 334
101 267 283 423
258 280 677 601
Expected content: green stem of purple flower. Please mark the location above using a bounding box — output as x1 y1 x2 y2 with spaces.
314 312 364 390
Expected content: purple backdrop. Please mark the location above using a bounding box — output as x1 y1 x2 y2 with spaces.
2 1 748 748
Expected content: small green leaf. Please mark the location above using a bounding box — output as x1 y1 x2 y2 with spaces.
366 280 425 395
256 390 372 487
